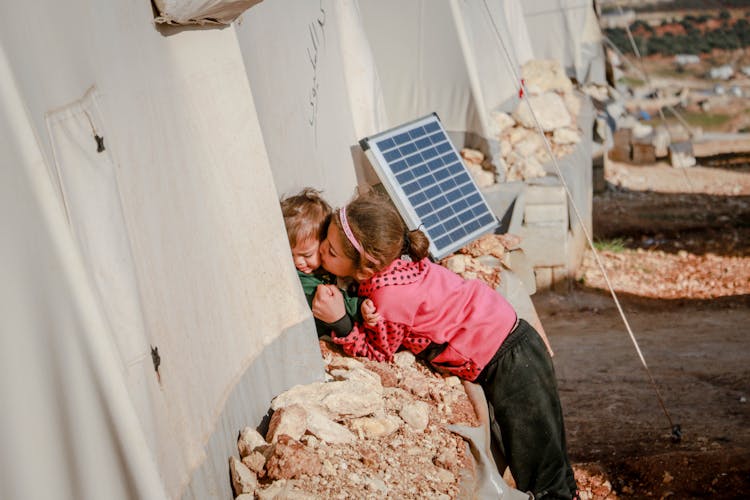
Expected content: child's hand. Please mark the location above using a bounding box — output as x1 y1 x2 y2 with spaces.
361 298 381 326
312 284 346 323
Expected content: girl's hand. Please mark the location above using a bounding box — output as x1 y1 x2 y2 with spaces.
361 298 382 326
312 284 346 323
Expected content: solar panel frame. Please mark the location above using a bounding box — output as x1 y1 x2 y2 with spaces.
360 113 499 260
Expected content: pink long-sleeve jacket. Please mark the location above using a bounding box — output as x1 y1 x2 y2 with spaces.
332 257 517 381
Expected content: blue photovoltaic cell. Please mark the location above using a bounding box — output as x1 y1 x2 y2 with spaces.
360 113 498 259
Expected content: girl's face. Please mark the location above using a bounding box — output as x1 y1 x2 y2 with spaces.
320 223 358 279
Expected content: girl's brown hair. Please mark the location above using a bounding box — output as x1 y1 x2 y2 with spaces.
280 188 331 247
331 191 430 276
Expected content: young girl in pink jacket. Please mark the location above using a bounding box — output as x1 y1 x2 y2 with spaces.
312 192 578 500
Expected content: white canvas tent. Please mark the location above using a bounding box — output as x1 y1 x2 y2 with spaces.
521 0 606 85
235 0 389 205
0 2 325 499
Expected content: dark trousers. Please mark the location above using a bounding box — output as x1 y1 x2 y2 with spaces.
478 319 577 499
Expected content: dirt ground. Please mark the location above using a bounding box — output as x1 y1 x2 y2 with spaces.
534 157 750 499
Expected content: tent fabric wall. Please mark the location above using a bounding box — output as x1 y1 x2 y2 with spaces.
0 45 168 500
235 0 387 206
357 0 483 140
453 0 535 116
1 1 324 498
521 0 606 84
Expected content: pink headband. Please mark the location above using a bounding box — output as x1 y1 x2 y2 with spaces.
339 206 379 265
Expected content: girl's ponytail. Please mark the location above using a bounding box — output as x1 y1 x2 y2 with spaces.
404 228 429 261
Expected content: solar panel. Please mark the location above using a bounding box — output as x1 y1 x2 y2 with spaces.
359 113 499 260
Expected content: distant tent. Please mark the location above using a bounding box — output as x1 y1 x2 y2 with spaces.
0 2 323 499
521 0 606 85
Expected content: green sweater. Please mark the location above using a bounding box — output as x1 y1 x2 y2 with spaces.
297 269 364 338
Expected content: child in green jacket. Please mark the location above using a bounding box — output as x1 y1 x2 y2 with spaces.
280 188 379 337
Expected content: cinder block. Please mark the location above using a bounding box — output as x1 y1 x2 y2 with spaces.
524 183 567 205
534 267 553 291
520 223 569 267
552 266 570 293
524 203 568 225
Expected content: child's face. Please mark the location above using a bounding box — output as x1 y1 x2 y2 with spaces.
291 237 321 274
319 224 357 279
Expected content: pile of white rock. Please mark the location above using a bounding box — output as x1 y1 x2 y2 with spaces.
439 233 523 289
228 343 480 499
485 59 584 183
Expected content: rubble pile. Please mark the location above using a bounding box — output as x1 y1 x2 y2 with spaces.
459 60 583 187
487 59 583 183
439 233 522 289
228 341 480 499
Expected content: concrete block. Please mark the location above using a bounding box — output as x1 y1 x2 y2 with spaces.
567 221 588 277
524 181 567 205
524 203 568 224
481 181 525 234
520 223 569 267
534 267 553 291
552 265 570 293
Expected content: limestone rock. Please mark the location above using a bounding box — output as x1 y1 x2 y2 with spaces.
401 373 430 399
552 127 581 145
393 351 416 368
495 233 522 251
362 360 400 387
521 59 573 95
255 479 316 500
328 366 381 386
399 401 430 431
266 404 307 443
326 356 364 372
349 414 402 439
264 435 322 480
229 456 258 496
306 409 356 444
271 379 383 418
507 126 533 145
513 93 572 132
460 147 484 164
489 110 516 136
466 162 495 188
238 426 267 458
459 234 508 259
442 254 471 274
242 451 266 475
514 134 545 157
